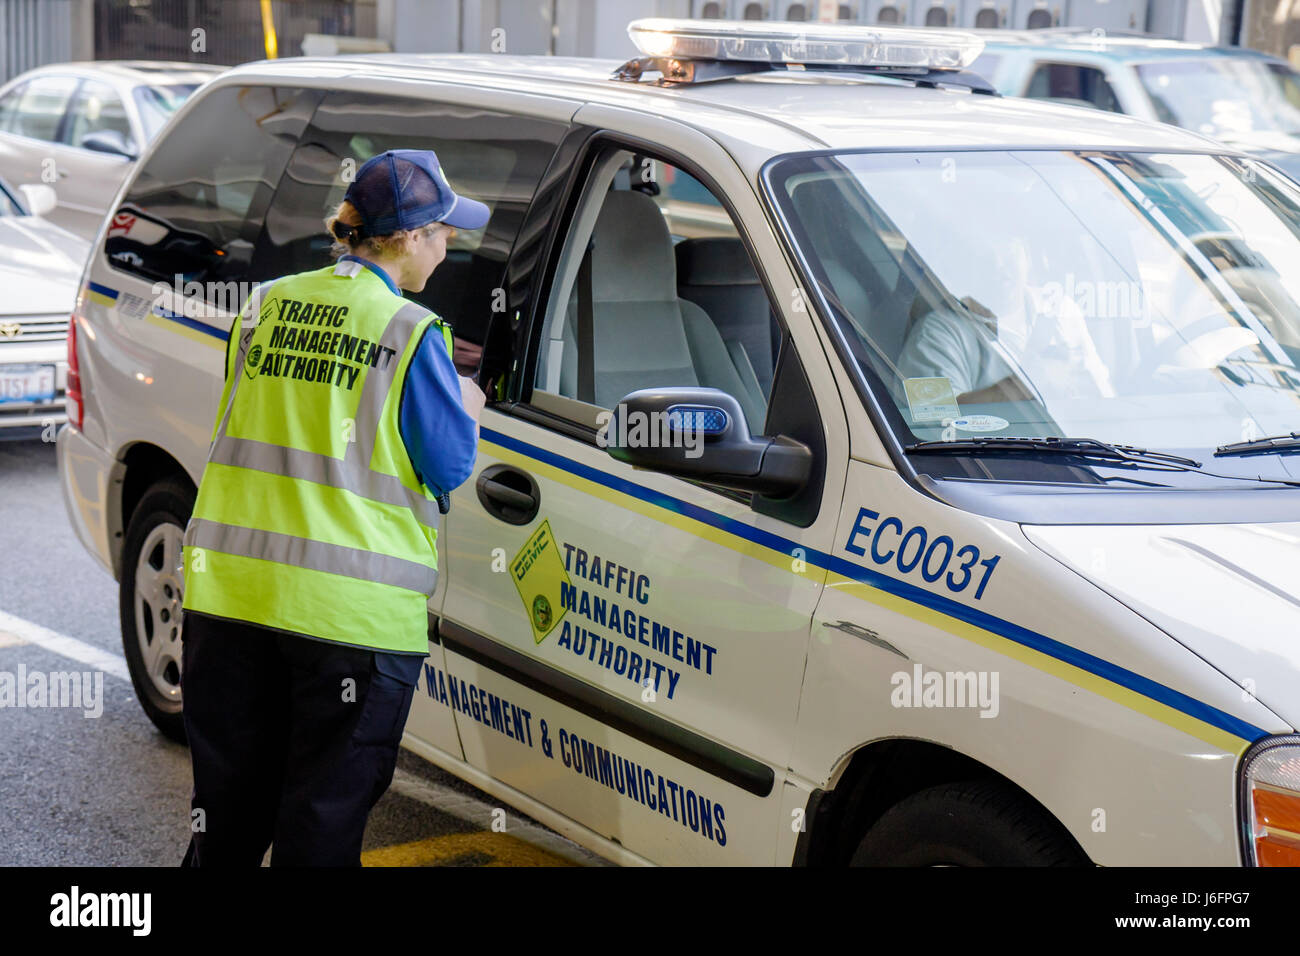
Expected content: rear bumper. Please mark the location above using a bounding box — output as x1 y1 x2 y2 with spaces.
57 422 117 579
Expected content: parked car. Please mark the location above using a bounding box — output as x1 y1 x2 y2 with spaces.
972 30 1300 179
0 62 222 239
0 173 88 440
58 18 1300 866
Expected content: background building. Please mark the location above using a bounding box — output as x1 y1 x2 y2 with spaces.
0 0 1271 85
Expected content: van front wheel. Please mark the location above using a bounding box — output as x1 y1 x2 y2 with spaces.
119 478 194 744
849 779 1087 866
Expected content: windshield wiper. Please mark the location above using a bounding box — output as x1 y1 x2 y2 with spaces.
905 437 1202 468
907 436 1300 487
1215 431 1300 456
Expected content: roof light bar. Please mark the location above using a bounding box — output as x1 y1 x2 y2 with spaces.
627 17 984 71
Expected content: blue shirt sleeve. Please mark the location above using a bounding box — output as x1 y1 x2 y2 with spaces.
398 322 479 497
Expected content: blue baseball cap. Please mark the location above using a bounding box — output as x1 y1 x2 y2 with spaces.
341 148 490 237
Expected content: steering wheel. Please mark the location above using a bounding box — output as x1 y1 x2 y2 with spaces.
1129 313 1262 386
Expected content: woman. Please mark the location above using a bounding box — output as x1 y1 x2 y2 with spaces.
180 149 486 866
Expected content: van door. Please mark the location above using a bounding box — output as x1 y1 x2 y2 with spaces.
437 120 850 865
245 87 572 759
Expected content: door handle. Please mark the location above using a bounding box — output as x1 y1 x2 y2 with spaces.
475 464 540 525
480 477 533 511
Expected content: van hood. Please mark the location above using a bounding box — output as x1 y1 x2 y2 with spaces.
0 216 89 316
1024 521 1300 729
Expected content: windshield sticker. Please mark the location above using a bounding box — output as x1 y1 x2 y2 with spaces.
510 520 571 644
903 377 960 423
952 414 1009 433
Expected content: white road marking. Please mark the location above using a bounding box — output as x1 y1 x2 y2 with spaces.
0 610 130 681
387 768 611 867
0 609 604 863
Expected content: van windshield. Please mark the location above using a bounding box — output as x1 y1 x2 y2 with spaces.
766 149 1300 486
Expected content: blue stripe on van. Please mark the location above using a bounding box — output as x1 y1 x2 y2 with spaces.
87 281 229 341
480 425 1269 744
152 305 228 341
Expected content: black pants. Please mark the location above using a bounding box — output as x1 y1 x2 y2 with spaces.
179 611 425 867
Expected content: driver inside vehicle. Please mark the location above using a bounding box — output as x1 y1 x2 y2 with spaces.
897 238 1116 405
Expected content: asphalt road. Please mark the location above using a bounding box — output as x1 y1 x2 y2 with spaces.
0 436 606 867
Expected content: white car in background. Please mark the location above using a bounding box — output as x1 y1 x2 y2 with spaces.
971 31 1300 181
0 62 222 239
0 174 88 440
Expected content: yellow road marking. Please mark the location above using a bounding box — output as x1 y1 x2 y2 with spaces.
362 831 579 867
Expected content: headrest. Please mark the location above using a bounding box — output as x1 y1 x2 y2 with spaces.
590 190 677 303
674 237 759 288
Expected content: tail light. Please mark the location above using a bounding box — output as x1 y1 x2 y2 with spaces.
66 314 82 430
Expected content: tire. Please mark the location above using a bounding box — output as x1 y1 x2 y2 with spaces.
119 478 194 744
849 779 1087 866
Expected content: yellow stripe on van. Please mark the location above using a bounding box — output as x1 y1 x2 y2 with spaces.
481 437 826 583
144 311 226 348
826 573 1245 753
478 434 1251 755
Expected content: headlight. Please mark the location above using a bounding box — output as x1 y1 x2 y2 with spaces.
1240 736 1300 866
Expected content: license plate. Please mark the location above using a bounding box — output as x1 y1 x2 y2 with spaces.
0 364 55 405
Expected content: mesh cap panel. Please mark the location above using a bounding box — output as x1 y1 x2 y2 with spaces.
342 149 490 236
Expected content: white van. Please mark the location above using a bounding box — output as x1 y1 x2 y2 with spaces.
58 19 1300 866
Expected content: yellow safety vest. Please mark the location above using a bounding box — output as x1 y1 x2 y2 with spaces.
181 261 454 653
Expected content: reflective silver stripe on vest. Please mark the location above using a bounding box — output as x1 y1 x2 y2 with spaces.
208 435 442 527
344 301 430 471
187 518 437 595
211 284 269 444
208 297 442 528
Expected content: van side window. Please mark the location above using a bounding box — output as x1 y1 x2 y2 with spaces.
531 149 778 434
253 91 566 351
1024 62 1120 112
104 85 320 297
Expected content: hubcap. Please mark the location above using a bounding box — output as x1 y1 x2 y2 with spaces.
133 522 185 702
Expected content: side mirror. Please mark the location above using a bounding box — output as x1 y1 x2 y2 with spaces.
17 183 57 218
601 387 812 498
80 129 137 160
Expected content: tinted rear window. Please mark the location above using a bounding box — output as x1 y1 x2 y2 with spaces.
105 85 322 300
